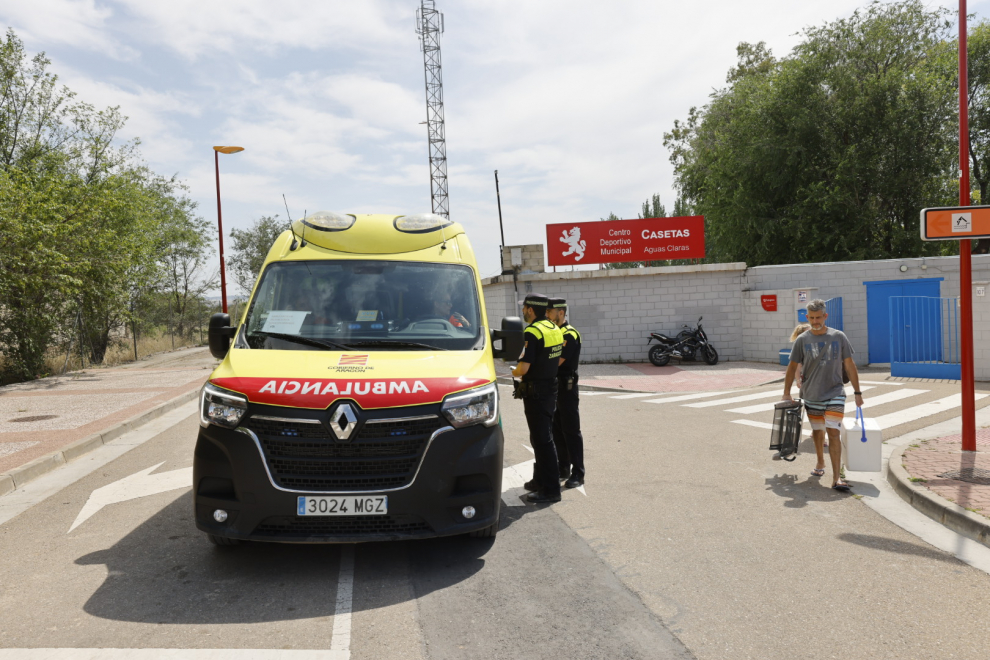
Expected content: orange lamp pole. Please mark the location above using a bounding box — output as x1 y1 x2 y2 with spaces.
213 146 244 315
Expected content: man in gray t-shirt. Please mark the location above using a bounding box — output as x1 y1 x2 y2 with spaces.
782 299 864 491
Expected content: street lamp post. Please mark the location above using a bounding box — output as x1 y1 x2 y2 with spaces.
213 146 244 314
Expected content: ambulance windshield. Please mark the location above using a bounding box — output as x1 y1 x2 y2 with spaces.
239 260 483 351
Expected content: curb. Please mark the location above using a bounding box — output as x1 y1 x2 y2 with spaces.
886 444 990 550
0 387 201 497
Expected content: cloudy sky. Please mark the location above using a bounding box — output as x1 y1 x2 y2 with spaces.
2 0 988 288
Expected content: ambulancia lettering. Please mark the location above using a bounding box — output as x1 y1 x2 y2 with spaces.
258 379 430 396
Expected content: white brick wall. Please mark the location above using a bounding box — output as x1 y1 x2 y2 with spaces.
481 254 990 375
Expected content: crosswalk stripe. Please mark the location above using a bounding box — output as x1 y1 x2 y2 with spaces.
731 419 811 436
684 389 790 408
873 393 989 429
642 391 733 404
725 386 880 414
578 391 612 396
609 392 661 399
841 388 928 412
860 380 903 385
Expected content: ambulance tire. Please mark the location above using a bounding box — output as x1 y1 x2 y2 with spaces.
207 533 241 547
467 519 500 539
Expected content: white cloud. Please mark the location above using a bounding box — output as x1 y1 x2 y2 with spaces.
1 0 137 59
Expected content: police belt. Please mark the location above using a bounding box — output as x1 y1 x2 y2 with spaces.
557 372 578 391
513 378 556 399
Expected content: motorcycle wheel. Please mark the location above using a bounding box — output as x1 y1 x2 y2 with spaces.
703 345 719 365
649 345 671 367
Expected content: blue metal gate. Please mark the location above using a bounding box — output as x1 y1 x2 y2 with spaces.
824 297 843 331
889 296 960 379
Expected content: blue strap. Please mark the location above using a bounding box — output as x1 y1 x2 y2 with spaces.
856 406 867 443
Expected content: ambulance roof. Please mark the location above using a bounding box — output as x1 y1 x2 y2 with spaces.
290 212 465 254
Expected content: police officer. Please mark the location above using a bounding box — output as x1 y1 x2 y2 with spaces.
549 298 585 489
511 293 564 504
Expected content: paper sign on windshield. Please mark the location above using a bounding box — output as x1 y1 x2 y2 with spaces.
356 310 379 321
261 311 310 334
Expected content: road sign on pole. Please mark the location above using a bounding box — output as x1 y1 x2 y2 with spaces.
919 205 990 241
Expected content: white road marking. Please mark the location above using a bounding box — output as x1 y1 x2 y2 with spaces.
502 456 587 506
873 393 989 429
684 389 788 408
69 463 192 533
578 391 613 396
726 387 908 415
0 651 331 659
329 545 354 660
642 391 733 404
608 392 660 399
859 380 903 385
731 419 811 436
0 401 197 528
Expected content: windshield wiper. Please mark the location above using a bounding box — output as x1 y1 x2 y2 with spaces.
347 340 448 351
258 332 354 351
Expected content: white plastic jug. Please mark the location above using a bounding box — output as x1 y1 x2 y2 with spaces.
840 407 882 472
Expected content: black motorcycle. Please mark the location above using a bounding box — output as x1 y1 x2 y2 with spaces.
646 316 719 367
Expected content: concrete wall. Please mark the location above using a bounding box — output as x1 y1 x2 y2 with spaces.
501 244 545 274
482 263 746 363
480 252 990 379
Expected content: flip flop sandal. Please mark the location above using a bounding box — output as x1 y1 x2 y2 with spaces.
832 481 852 491
811 468 826 477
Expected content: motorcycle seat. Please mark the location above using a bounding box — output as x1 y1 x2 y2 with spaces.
651 333 673 341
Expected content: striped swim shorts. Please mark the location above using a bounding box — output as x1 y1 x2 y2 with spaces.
803 394 846 431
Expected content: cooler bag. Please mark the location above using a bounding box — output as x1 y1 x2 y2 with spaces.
840 407 882 472
769 400 803 461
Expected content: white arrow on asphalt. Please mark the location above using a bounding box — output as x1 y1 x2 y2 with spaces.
501 444 586 507
69 462 192 533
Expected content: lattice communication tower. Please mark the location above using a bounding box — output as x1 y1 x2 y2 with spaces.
416 0 449 218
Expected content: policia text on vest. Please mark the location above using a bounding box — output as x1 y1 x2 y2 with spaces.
548 297 585 489
511 293 564 504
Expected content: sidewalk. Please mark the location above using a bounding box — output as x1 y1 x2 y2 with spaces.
494 360 787 392
0 346 216 495
891 429 990 548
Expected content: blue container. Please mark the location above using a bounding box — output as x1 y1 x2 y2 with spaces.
779 348 790 366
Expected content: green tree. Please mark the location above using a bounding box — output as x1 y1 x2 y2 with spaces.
228 214 288 295
665 1 958 266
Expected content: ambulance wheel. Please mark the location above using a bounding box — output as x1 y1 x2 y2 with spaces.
467 519 499 539
207 533 241 546
649 346 670 367
704 346 719 365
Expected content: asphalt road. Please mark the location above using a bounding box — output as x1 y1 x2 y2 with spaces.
1 377 989 659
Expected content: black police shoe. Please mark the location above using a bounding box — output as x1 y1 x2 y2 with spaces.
523 479 539 492
525 491 562 504
564 476 584 489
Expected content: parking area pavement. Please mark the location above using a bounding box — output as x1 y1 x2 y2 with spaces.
0 347 216 482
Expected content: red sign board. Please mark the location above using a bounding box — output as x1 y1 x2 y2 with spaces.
761 295 777 312
545 216 705 267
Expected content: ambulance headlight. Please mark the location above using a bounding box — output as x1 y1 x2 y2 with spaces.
441 383 498 428
200 382 249 429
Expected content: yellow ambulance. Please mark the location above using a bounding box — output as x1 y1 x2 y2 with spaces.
196 212 523 544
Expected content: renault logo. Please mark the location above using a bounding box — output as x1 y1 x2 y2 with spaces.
329 403 358 441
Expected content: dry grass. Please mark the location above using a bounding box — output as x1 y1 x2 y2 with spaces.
43 333 204 374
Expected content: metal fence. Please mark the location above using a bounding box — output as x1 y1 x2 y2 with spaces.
889 296 960 379
824 297 843 331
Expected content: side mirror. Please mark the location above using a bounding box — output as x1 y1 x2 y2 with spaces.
208 313 237 359
491 316 525 362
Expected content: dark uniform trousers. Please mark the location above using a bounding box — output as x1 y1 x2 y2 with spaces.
552 373 585 479
523 378 561 495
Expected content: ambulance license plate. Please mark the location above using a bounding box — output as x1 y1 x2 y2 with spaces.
297 496 387 516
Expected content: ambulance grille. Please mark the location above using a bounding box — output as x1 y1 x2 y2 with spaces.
254 514 431 538
247 415 445 491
